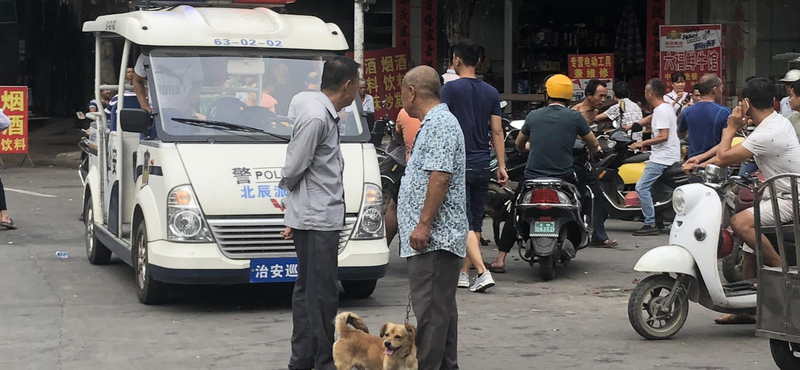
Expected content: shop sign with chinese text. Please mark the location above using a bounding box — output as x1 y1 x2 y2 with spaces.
659 24 724 91
0 86 28 155
350 47 409 120
568 54 615 101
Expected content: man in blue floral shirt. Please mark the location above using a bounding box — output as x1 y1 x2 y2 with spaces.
397 66 466 370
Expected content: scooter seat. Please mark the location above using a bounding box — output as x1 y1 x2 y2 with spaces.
661 162 684 177
624 152 650 164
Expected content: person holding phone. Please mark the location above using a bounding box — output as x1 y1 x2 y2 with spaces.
665 72 690 114
695 78 800 324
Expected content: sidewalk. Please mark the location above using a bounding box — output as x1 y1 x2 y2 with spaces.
1 118 84 169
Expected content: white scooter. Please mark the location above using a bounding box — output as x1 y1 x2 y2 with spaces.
628 164 758 340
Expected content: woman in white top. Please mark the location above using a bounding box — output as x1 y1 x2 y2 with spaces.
664 71 691 114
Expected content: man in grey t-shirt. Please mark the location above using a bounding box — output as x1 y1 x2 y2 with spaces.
279 56 359 370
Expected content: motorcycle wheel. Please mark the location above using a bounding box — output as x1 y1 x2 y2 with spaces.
721 246 744 283
627 274 689 340
769 339 800 370
538 254 557 281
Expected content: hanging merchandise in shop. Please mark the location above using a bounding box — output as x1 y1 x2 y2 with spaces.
420 0 437 68
568 54 615 101
659 25 724 91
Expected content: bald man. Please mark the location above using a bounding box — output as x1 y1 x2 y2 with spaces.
398 66 466 370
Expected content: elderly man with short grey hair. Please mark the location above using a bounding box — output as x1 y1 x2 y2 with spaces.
397 65 466 370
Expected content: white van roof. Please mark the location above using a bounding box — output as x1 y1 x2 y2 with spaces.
82 5 348 51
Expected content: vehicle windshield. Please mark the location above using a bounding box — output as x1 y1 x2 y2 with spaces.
146 49 367 142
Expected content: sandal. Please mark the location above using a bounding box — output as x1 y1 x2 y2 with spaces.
714 314 756 325
589 239 618 248
0 219 17 230
487 261 506 273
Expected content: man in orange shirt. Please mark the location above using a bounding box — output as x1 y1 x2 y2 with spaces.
384 108 422 246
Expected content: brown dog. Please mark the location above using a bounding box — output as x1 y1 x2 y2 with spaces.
333 312 418 370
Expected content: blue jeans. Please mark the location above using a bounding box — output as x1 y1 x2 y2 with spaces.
635 162 669 226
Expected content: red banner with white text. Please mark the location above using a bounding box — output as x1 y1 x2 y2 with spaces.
659 24 724 92
350 47 410 121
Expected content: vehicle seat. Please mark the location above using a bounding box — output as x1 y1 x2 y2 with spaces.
208 97 246 123
661 162 685 178
624 152 650 164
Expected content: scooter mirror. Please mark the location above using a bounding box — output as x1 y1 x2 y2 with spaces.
500 100 508 109
76 112 86 120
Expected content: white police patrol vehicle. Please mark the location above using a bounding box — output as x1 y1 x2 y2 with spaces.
81 0 388 304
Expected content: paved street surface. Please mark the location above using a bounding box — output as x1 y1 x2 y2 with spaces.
0 167 777 369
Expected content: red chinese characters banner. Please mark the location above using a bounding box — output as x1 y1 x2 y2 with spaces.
359 47 410 120
659 24 724 91
0 86 28 155
568 54 615 101
395 0 411 49
646 0 666 80
420 0 437 68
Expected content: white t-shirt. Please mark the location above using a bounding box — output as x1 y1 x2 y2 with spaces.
134 54 204 111
649 103 681 166
664 91 688 114
742 112 800 195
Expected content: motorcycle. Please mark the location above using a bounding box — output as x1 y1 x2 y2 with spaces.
368 100 405 214
627 164 761 340
512 141 593 281
592 130 687 226
485 119 527 245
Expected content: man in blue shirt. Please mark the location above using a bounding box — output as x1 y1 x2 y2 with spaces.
679 74 730 163
440 38 507 292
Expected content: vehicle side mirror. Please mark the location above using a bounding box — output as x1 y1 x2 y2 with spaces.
119 108 152 135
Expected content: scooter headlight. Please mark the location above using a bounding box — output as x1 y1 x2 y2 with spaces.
673 188 686 215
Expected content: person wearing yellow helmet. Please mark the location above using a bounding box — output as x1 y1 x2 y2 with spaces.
488 75 601 272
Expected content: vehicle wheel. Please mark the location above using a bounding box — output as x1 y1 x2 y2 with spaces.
341 280 378 299
770 339 800 370
380 176 394 215
538 255 556 281
133 220 168 305
628 274 689 340
84 197 112 265
721 247 744 283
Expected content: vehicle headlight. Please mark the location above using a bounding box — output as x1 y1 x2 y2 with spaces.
673 188 686 215
167 185 213 242
352 183 384 240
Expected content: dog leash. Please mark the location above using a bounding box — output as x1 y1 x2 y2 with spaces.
404 291 412 324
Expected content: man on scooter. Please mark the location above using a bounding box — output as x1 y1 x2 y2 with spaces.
631 79 681 236
702 78 800 324
488 75 600 272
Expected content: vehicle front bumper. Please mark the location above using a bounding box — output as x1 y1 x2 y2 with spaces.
146 238 389 285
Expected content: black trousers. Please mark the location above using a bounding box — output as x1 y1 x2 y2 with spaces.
407 250 462 370
0 176 6 211
289 229 340 370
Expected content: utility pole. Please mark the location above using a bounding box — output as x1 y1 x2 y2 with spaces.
354 0 365 77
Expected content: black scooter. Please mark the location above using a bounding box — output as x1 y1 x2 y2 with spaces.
592 130 687 225
513 142 593 281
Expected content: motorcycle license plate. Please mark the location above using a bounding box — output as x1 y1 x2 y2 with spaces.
534 221 556 234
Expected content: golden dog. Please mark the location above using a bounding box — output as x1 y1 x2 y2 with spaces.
333 312 418 370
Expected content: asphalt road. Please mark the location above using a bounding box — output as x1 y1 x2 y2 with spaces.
0 167 778 370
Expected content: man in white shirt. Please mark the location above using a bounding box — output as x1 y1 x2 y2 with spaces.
630 79 681 236
779 69 800 117
441 46 460 84
703 77 800 324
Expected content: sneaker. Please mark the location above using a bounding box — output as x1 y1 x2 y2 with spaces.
470 271 495 292
633 224 660 236
458 272 470 288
